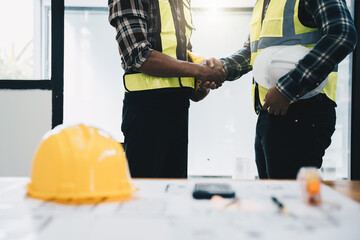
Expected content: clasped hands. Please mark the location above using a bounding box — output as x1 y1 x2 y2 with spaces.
197 58 226 90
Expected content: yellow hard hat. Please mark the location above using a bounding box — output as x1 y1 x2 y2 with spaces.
187 51 205 64
187 51 205 91
27 124 136 204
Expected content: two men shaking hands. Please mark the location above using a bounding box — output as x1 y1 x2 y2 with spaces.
109 0 357 179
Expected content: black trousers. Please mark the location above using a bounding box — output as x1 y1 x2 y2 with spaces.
121 90 190 178
255 94 336 179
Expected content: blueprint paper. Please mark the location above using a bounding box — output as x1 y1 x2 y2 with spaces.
0 178 359 240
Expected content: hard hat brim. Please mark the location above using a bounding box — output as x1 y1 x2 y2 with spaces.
27 182 137 204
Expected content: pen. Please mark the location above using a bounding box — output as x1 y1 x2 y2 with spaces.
271 196 290 215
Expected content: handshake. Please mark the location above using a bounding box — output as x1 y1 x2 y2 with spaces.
196 58 226 90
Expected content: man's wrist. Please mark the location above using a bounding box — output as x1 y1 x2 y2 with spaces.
219 59 228 80
275 83 297 102
188 62 204 79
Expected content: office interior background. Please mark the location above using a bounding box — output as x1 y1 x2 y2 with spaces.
0 0 358 180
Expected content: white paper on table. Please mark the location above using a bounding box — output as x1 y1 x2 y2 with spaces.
0 178 359 240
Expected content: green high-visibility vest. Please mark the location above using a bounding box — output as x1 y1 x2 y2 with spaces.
250 0 337 108
124 0 196 92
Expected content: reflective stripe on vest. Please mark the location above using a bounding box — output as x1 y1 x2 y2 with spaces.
124 0 195 92
124 74 195 92
250 0 337 107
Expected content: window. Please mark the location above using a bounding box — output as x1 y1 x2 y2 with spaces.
63 2 124 141
59 0 355 179
0 0 53 177
188 6 257 177
0 0 51 80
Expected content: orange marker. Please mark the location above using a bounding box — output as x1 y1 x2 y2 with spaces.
297 167 322 205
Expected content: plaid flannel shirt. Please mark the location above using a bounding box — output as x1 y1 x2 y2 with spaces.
220 0 357 102
108 0 188 73
108 0 154 72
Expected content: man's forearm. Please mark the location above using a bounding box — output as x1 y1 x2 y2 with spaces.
139 50 225 85
139 50 200 78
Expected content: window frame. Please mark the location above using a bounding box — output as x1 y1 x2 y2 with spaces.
50 0 64 128
351 0 360 180
0 0 64 129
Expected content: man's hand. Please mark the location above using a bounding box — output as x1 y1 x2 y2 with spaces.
190 80 210 102
197 58 226 89
138 51 225 88
262 87 290 116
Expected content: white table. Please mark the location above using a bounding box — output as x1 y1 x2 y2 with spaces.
1 178 360 240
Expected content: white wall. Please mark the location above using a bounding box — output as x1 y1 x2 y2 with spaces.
0 90 51 176
63 10 125 141
188 9 257 177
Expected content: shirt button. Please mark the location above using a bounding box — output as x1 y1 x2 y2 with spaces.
296 94 300 98
295 119 298 123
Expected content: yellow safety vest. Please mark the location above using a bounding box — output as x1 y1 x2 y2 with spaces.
250 0 338 109
124 0 196 92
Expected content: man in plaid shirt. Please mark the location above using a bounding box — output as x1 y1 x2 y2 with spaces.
108 0 225 178
208 0 357 179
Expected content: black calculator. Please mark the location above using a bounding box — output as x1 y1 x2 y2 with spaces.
192 183 236 199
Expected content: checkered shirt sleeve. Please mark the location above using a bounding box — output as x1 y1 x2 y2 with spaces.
108 0 153 72
219 40 252 81
276 0 357 101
